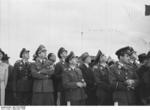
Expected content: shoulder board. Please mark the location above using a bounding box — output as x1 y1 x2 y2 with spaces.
15 60 22 64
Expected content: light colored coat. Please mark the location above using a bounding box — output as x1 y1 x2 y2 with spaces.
0 62 8 105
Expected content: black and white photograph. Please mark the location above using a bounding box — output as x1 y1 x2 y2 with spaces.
0 0 150 109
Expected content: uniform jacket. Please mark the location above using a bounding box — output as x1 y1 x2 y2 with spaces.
94 64 112 95
31 59 54 93
13 60 33 92
137 65 150 103
109 62 139 105
79 64 96 95
62 67 87 101
54 61 67 92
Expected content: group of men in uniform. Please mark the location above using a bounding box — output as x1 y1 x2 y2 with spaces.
2 45 150 106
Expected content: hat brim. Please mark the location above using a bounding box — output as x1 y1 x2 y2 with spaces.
24 50 30 53
65 55 76 63
62 49 67 53
82 55 90 61
38 49 47 54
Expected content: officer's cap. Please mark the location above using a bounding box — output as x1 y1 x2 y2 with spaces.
65 51 75 63
80 52 90 61
115 46 131 57
57 47 67 59
35 45 47 56
20 48 30 58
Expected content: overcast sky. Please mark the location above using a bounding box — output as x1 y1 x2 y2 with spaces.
0 0 150 64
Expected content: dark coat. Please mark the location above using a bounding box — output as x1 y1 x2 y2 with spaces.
79 64 97 105
6 65 14 91
94 65 113 105
137 65 150 104
62 67 87 102
13 60 33 92
54 61 67 92
31 60 54 93
109 62 139 105
5 65 16 105
31 59 55 105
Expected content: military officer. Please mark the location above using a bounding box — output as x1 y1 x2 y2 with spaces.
126 46 141 105
137 52 150 105
31 45 54 105
13 48 32 105
48 53 56 64
62 52 87 105
47 53 57 105
54 47 68 105
79 52 97 105
93 50 113 105
109 46 139 105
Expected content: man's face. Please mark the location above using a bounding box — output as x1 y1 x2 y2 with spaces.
49 54 56 64
61 51 67 59
130 52 138 61
22 52 30 60
0 52 3 60
100 55 107 63
85 56 91 64
70 57 77 65
38 51 47 59
120 54 130 64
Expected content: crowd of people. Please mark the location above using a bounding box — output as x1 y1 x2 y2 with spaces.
0 44 150 106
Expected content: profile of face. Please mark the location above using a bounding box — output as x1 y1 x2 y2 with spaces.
22 52 30 60
100 55 107 63
49 54 56 64
131 52 138 61
85 56 91 64
61 51 68 59
120 54 130 64
0 52 3 61
38 51 47 59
